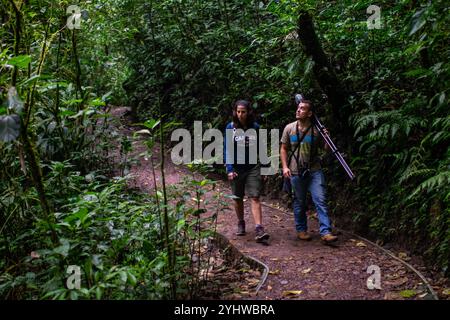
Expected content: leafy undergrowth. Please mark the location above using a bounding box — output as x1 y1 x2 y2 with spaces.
0 164 260 300
1 176 170 299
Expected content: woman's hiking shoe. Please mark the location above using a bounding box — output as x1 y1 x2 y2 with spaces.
321 233 338 243
236 220 246 236
255 227 270 243
297 231 312 241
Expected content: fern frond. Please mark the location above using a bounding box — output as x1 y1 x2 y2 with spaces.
353 110 423 141
408 170 450 200
400 168 435 184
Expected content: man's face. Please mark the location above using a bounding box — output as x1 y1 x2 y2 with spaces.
296 102 312 120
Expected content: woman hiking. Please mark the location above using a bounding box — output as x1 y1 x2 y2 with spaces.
224 100 269 243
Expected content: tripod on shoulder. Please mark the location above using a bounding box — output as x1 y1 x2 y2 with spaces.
295 94 355 180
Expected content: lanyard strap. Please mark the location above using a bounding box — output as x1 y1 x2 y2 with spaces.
287 124 312 170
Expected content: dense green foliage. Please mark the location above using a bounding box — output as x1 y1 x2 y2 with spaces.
1 0 448 300
1 0 226 299
0 0 133 299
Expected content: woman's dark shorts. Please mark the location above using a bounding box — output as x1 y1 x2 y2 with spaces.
230 165 262 199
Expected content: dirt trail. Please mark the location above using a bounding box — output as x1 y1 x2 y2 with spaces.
112 107 436 300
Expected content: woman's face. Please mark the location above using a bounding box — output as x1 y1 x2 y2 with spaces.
236 105 248 124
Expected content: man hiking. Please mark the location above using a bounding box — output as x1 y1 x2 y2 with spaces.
280 99 338 243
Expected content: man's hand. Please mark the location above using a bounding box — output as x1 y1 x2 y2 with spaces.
321 127 330 151
282 167 291 178
228 172 238 181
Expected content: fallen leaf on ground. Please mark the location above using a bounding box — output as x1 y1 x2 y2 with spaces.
267 285 272 291
399 289 416 298
269 270 280 275
398 252 411 261
356 242 367 247
384 292 402 300
270 258 279 261
386 272 401 279
246 278 260 288
385 277 409 287
301 268 312 274
442 288 450 296
282 290 303 297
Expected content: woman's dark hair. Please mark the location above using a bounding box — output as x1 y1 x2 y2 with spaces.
232 99 255 128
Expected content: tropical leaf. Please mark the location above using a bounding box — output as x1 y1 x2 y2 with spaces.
0 114 21 142
6 55 31 69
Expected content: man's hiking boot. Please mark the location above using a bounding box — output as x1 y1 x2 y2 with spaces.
321 233 338 243
297 231 312 241
255 227 270 243
236 220 246 236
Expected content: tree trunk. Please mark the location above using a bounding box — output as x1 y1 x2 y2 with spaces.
297 10 350 133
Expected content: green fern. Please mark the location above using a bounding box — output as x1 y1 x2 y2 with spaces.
408 170 450 200
400 168 435 184
418 117 450 146
354 110 424 142
398 145 428 184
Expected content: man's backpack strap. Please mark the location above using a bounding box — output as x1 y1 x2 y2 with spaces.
287 124 312 171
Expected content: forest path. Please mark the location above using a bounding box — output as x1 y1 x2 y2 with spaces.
112 106 434 300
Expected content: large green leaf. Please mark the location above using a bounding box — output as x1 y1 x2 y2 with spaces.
409 7 428 36
53 238 71 257
0 115 21 142
6 55 31 69
142 119 161 130
7 87 24 113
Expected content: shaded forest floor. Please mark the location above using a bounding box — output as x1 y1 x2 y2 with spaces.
111 106 448 300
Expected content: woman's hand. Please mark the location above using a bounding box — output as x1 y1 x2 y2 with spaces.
228 172 238 181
